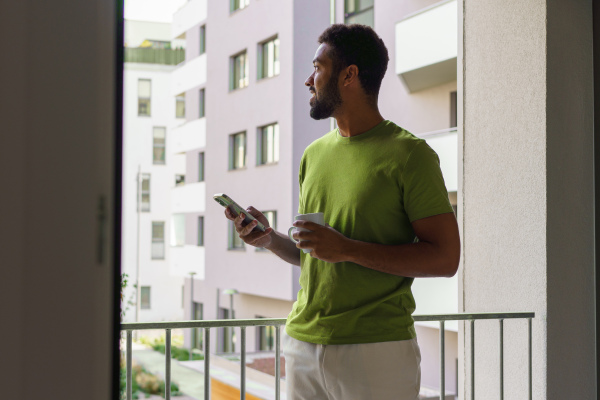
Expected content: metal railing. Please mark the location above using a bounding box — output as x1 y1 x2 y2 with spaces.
121 312 534 400
124 48 185 66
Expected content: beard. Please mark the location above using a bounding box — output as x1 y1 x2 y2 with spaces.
309 74 342 120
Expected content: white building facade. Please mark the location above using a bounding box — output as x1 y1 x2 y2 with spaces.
122 20 187 323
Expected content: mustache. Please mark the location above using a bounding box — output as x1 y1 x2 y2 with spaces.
309 86 316 92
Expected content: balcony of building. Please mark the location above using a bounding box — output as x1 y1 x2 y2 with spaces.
124 47 185 66
172 0 207 40
172 181 206 214
169 117 207 155
172 53 207 96
395 0 457 93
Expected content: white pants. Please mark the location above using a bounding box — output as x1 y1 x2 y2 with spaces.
283 334 421 400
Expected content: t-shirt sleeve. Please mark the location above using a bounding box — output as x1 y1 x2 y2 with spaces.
402 141 454 222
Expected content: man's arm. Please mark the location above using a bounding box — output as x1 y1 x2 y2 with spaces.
226 206 301 266
292 212 460 278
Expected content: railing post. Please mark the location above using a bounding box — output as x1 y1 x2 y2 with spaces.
126 330 132 400
165 329 171 400
528 318 532 400
499 319 504 400
241 327 246 400
440 320 445 400
204 328 211 400
470 320 475 400
275 326 281 400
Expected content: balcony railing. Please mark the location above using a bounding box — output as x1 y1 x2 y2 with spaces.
121 312 534 400
124 48 185 66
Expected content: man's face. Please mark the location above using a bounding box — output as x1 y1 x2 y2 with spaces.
305 44 343 120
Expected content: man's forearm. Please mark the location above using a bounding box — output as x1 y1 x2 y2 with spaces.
265 230 302 266
343 239 459 278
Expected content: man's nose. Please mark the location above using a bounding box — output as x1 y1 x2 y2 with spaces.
305 72 314 87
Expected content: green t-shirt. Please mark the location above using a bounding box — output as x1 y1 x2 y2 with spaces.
285 120 454 345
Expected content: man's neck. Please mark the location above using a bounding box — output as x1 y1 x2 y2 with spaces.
334 106 384 138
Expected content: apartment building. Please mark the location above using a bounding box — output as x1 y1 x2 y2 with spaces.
174 0 459 396
121 20 187 323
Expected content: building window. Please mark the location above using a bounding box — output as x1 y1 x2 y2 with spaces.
199 25 206 55
176 94 185 119
151 221 165 259
258 37 280 80
450 91 457 128
138 79 151 116
199 88 205 118
153 127 166 165
175 174 185 186
230 51 249 90
171 214 185 247
229 132 246 170
228 220 245 250
198 152 205 182
256 211 276 251
197 216 204 246
257 123 279 165
344 0 374 27
139 173 150 212
141 286 151 309
256 316 275 351
230 0 249 12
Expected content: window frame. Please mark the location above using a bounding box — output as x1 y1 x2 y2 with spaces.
140 286 151 309
138 78 151 116
199 88 205 118
198 152 205 182
139 173 151 212
344 0 374 27
257 36 280 80
152 126 166 165
228 220 245 250
151 221 166 260
255 211 276 251
229 131 246 170
257 123 280 165
175 94 185 119
230 0 250 13
230 50 249 91
197 216 204 246
199 25 206 55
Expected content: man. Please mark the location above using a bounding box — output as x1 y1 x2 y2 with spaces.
224 24 460 400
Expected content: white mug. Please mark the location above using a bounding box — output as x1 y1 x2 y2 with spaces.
288 212 325 253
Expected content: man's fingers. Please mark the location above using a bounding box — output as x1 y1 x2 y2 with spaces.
293 220 322 230
224 208 235 221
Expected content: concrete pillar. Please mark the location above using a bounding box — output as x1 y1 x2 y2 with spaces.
458 0 595 399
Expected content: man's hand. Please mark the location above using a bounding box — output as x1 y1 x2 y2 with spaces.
225 206 273 248
291 221 351 263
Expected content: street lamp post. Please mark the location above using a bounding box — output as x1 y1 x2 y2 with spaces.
222 289 239 353
189 272 197 361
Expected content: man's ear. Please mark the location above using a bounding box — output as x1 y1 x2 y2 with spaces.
343 65 359 86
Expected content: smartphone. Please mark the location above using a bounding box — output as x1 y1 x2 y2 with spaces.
213 193 267 232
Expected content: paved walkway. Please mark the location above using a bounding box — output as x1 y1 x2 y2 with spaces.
132 343 204 400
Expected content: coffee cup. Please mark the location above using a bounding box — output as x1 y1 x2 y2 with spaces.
288 212 325 253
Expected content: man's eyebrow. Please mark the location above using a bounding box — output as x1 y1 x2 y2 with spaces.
312 57 322 65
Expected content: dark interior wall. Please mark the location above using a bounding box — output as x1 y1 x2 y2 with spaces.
0 1 119 398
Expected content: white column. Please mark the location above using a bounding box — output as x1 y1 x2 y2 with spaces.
460 0 594 399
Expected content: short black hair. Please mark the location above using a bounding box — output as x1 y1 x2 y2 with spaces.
318 24 389 98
